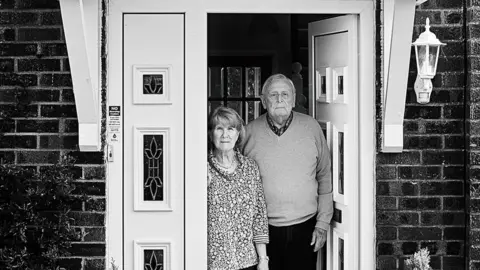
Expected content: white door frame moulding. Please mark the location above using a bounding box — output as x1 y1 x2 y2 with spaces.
59 0 101 151
106 1 375 270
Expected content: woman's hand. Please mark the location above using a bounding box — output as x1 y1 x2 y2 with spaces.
257 258 269 270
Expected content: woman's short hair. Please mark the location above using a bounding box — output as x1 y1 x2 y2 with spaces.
261 73 296 96
208 106 245 149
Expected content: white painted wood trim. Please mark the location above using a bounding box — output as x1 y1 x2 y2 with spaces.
59 0 101 151
358 4 376 270
381 0 417 152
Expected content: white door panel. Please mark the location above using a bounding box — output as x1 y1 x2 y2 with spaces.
309 15 359 270
123 14 185 270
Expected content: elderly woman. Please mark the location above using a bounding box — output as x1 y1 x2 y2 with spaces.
207 106 269 270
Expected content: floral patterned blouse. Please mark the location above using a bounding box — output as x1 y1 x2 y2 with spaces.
207 150 269 270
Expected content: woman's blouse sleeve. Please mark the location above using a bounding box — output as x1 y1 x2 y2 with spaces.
251 161 269 244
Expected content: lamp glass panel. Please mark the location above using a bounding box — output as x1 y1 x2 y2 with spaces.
416 45 428 76
428 46 439 76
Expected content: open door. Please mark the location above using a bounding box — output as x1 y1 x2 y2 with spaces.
309 15 359 270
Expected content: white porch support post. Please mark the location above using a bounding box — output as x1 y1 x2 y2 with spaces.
381 0 417 152
59 0 101 151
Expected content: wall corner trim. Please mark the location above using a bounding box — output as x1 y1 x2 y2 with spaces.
59 0 101 152
381 0 417 153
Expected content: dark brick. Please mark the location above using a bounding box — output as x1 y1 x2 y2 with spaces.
17 151 59 164
420 181 463 196
446 242 463 256
85 198 106 212
84 166 105 180
430 90 464 103
84 258 105 270
376 257 397 270
17 120 59 133
377 182 419 196
31 89 60 102
444 166 465 179
444 227 465 240
422 212 465 226
0 12 39 25
445 11 463 24
0 58 14 72
399 227 442 240
420 241 439 255
41 105 77 117
377 196 397 210
84 228 105 242
0 104 37 118
400 198 441 210
0 151 15 164
443 73 465 88
415 11 442 25
17 0 60 9
39 135 78 149
445 135 465 149
444 41 465 57
17 28 61 41
398 166 441 179
0 119 15 132
432 26 464 41
404 121 419 133
63 119 78 132
423 151 464 165
0 28 15 41
378 242 394 255
437 57 465 72
62 88 75 102
73 182 105 196
377 212 419 226
40 73 72 87
377 152 421 165
404 136 442 149
57 258 82 270
40 11 62 25
443 257 465 269
0 135 36 149
63 58 70 72
18 59 61 71
444 105 465 119
0 0 15 9
67 151 104 164
377 226 397 240
402 242 418 255
444 197 465 211
0 73 37 87
69 212 104 226
0 43 37 56
40 43 67 56
426 121 464 134
69 243 105 257
405 106 441 119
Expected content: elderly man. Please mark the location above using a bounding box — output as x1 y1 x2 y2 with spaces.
242 74 333 270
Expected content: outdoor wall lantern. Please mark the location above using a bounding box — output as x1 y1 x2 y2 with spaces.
412 18 445 104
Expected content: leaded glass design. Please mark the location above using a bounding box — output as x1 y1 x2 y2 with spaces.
333 208 342 224
209 67 224 98
339 238 344 270
226 67 242 97
321 75 326 95
143 135 164 201
143 74 163 95
246 67 261 97
338 76 344 95
144 249 164 270
227 101 243 119
246 101 261 124
338 132 344 195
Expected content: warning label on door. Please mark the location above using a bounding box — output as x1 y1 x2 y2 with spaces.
108 106 121 143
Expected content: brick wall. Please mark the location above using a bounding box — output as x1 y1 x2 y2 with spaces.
376 0 467 269
0 0 106 269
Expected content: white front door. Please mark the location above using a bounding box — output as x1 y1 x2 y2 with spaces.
309 15 359 270
122 14 185 270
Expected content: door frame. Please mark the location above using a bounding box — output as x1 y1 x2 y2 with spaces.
106 1 375 269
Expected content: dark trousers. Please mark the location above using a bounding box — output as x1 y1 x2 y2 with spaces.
267 216 318 270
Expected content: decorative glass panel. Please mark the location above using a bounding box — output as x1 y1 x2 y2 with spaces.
143 135 164 201
246 67 261 97
227 101 243 120
209 101 223 115
246 101 261 123
338 238 344 270
209 67 224 98
144 249 164 270
333 208 342 224
321 75 326 95
338 132 344 195
338 76 344 95
143 74 164 95
226 67 242 97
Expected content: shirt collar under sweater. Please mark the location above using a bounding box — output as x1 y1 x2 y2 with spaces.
266 111 293 136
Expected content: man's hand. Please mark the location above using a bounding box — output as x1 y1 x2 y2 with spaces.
310 227 327 252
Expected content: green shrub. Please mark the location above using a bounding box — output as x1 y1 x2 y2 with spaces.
0 158 87 269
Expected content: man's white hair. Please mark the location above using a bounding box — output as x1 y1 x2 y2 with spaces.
261 74 296 96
